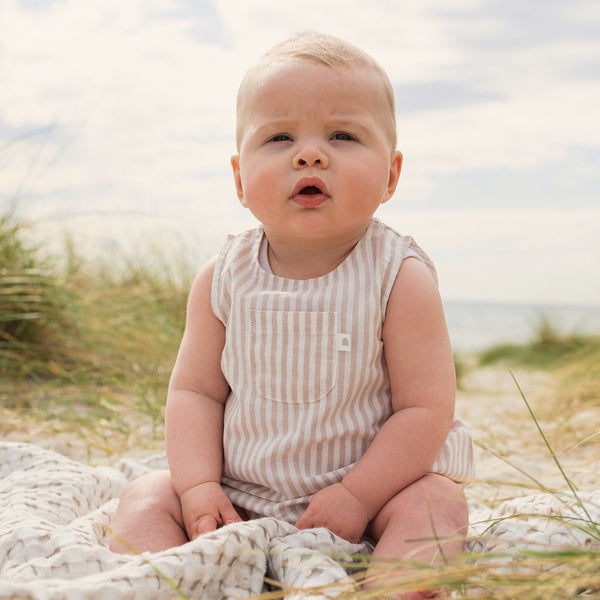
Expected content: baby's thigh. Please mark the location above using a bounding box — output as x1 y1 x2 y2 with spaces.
111 470 188 552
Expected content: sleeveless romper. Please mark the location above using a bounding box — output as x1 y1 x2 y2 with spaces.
211 218 475 523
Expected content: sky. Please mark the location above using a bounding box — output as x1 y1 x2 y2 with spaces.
1 0 599 306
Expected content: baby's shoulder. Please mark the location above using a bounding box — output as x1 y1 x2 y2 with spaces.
365 219 437 283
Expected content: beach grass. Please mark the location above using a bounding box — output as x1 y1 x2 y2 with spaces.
2 208 600 597
1 209 188 456
476 317 600 455
478 314 600 372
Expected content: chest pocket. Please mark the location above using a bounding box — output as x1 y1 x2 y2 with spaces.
248 310 338 403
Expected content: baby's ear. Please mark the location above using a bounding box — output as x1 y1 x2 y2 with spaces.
383 151 403 203
231 155 246 205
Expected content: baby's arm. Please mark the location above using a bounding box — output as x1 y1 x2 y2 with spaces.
165 258 241 540
296 257 455 541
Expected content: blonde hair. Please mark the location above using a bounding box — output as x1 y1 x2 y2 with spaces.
236 32 397 148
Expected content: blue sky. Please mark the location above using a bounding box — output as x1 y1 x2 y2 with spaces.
1 0 599 304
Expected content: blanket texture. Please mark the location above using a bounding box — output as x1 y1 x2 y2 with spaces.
1 441 600 599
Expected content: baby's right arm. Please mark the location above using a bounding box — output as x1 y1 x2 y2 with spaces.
165 258 241 538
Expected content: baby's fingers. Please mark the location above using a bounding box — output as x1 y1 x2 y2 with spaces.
188 507 243 540
189 514 219 539
295 511 314 530
220 504 244 527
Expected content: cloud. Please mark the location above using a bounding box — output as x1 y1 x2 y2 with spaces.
1 0 241 206
398 146 600 211
379 206 600 304
3 0 598 190
394 81 502 113
460 0 600 50
1 0 599 306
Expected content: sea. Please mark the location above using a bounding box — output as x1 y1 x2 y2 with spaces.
442 299 600 354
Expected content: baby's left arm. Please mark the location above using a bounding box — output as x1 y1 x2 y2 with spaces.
296 257 455 540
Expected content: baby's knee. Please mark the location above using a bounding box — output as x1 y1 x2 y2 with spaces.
407 474 468 522
118 470 181 519
111 470 185 553
375 474 468 534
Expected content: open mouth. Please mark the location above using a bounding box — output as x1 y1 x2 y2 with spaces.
299 186 322 195
291 179 329 207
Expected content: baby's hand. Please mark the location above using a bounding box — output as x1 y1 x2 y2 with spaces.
180 481 243 540
295 483 373 544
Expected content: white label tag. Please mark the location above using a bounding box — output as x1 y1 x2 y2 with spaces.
336 333 351 351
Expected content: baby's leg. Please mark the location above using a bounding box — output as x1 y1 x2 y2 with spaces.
110 470 188 553
365 473 468 599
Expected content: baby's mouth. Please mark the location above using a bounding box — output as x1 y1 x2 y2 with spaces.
291 178 329 207
291 180 329 208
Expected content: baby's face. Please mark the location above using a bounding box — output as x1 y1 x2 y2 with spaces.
231 60 402 251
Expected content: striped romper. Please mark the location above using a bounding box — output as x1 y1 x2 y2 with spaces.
211 218 475 523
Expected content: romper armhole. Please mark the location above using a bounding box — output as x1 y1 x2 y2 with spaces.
211 235 235 324
404 239 438 285
376 223 437 319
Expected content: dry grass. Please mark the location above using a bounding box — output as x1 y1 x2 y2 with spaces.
1 210 187 460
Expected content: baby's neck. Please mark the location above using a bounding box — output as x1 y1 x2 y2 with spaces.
265 239 357 280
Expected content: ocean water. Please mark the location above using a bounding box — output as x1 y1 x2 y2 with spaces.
443 300 600 353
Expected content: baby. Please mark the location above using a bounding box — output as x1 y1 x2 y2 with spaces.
111 32 475 598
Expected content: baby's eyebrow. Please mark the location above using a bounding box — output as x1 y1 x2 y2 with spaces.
327 110 376 127
250 120 295 139
257 117 294 130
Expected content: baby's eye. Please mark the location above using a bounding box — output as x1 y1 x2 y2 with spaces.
271 134 292 142
331 132 353 141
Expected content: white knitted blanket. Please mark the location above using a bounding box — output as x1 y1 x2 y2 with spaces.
1 441 600 599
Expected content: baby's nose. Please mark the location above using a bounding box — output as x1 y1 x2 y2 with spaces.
293 145 329 168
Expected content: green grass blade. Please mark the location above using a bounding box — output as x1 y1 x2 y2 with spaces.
509 369 598 535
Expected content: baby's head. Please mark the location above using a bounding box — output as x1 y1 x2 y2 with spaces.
235 32 397 151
